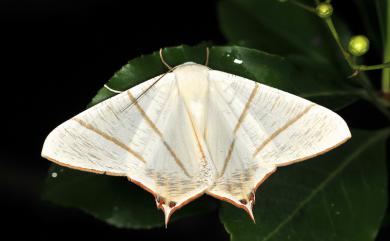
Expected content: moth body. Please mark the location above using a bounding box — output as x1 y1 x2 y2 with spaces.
175 63 209 136
174 63 217 189
42 61 351 226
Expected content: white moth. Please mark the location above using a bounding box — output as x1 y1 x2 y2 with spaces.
42 57 351 226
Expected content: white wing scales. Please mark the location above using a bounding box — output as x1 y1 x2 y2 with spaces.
42 63 351 224
205 70 350 218
128 80 212 224
42 72 212 225
42 75 163 176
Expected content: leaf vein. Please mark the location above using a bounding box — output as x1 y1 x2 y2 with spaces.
261 131 387 241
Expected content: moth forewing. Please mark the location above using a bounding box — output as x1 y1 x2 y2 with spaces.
42 62 351 225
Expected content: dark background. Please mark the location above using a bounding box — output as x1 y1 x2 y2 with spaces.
1 1 227 240
0 1 388 241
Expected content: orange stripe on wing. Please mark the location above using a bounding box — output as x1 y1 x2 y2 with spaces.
220 83 260 177
253 103 316 157
127 91 191 178
73 117 146 163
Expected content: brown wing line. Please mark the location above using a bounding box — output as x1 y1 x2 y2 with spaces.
253 103 316 158
120 67 178 113
219 83 260 177
126 86 192 178
73 117 146 163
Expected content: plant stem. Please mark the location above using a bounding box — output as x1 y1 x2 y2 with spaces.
357 73 390 121
286 0 390 119
324 16 390 118
290 2 390 73
382 1 390 95
288 0 316 13
324 19 355 68
356 62 390 71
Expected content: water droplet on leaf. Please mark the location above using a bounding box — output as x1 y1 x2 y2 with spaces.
234 58 243 64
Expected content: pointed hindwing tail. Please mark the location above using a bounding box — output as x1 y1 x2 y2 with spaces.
205 70 351 218
42 72 211 224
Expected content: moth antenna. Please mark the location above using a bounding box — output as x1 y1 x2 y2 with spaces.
204 47 210 66
103 84 123 94
159 48 173 70
119 68 176 113
105 48 175 96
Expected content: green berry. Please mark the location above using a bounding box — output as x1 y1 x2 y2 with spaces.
348 35 370 56
316 3 333 18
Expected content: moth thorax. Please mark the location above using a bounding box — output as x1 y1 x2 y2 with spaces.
175 64 209 134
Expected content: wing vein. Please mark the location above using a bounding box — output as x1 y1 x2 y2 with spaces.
219 83 260 177
127 90 191 178
72 118 146 163
233 83 260 133
180 97 208 167
219 140 235 177
253 103 316 157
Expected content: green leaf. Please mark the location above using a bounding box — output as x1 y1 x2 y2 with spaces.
354 0 382 55
90 45 361 110
43 165 218 229
376 0 388 45
218 0 339 62
43 44 363 229
88 44 212 107
217 0 361 109
376 0 390 95
220 129 389 241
